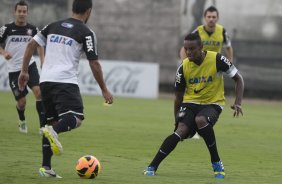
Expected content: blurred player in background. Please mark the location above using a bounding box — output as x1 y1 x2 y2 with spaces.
180 6 233 63
0 0 45 133
18 0 113 178
144 33 244 179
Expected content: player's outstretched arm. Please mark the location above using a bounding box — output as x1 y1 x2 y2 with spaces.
231 72 244 117
225 46 233 63
37 46 45 67
18 39 39 91
174 91 184 131
89 59 113 104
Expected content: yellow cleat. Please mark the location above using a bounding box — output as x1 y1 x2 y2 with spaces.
42 125 63 155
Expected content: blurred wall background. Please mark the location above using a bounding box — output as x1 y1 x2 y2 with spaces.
1 0 281 99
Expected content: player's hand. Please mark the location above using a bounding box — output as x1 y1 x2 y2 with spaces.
18 71 29 91
102 89 113 105
231 104 243 117
4 52 12 60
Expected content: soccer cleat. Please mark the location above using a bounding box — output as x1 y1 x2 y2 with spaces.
18 120 28 133
42 125 63 155
39 167 62 178
212 161 225 179
143 166 156 176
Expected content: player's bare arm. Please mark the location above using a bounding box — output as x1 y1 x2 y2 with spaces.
89 59 113 104
37 46 44 67
225 46 233 63
231 72 244 117
174 91 184 131
18 39 39 91
174 91 184 119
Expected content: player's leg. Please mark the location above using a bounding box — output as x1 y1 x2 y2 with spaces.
16 97 26 121
144 126 184 175
31 85 45 128
51 83 84 134
38 82 62 178
144 104 195 176
195 104 225 179
27 62 45 128
40 120 62 178
41 83 83 156
17 97 27 133
9 71 28 133
40 127 62 178
39 82 63 156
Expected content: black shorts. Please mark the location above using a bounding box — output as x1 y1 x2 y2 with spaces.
40 82 84 123
175 103 222 138
9 62 40 101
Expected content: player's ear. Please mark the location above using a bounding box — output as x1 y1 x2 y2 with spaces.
86 8 92 16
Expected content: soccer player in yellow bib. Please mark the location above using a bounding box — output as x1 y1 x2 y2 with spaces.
144 33 244 179
180 6 233 63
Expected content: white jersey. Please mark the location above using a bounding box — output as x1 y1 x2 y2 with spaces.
33 18 98 84
0 22 38 72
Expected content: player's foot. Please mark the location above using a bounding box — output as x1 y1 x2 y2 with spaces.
212 161 225 179
143 166 156 176
18 120 28 133
39 167 62 178
42 125 63 155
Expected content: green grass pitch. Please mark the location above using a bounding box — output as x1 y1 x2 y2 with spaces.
0 91 281 184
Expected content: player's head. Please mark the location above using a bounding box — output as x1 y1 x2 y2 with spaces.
72 0 93 23
183 33 203 62
204 6 219 28
14 0 28 26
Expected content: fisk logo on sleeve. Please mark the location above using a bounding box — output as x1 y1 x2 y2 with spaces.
220 55 231 66
85 36 94 52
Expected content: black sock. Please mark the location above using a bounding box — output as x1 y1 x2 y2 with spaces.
36 101 46 128
149 133 181 170
198 124 220 162
42 136 53 168
16 106 25 121
53 114 77 134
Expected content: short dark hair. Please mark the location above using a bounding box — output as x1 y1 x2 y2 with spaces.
15 0 28 11
72 0 92 14
184 33 202 45
204 6 219 17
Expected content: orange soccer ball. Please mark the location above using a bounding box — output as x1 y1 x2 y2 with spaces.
76 155 101 179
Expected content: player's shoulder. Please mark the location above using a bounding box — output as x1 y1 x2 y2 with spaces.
216 24 226 32
216 53 232 66
26 23 38 31
1 22 14 29
60 18 93 34
26 23 35 28
0 22 14 38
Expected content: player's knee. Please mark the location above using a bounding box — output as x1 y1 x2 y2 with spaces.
76 117 83 128
175 123 189 139
32 86 42 100
17 98 26 109
195 115 208 128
